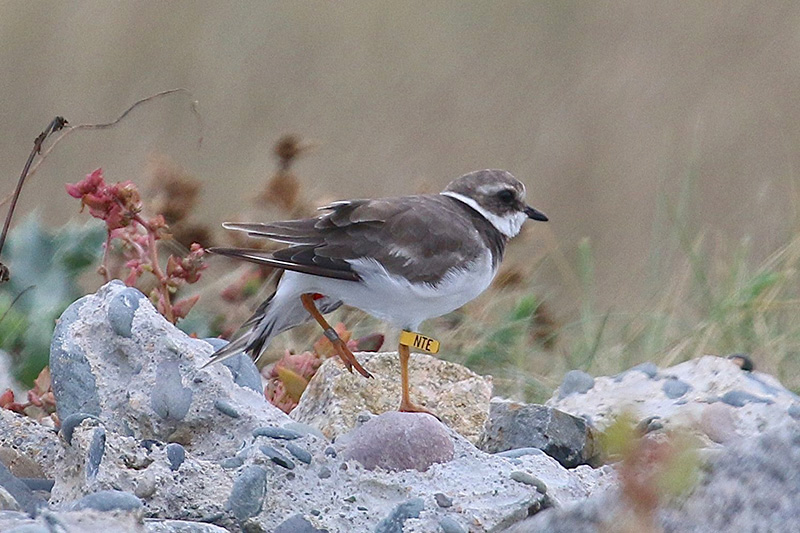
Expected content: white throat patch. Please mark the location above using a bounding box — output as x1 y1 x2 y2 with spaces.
441 191 527 238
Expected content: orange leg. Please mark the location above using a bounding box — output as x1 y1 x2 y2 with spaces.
398 343 438 418
300 293 372 378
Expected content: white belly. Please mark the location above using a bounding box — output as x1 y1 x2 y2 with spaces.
274 250 496 330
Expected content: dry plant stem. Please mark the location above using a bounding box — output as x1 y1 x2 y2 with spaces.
0 89 203 210
0 117 68 272
134 214 175 324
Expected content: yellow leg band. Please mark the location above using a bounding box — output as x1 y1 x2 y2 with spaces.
399 330 440 354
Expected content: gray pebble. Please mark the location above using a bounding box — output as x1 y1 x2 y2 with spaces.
220 456 244 469
107 287 142 338
50 298 101 421
86 427 106 479
166 443 186 471
213 399 241 418
439 516 467 533
204 338 263 393
134 476 157 499
636 416 664 435
324 446 337 458
789 404 800 420
0 462 47 515
720 390 774 407
274 514 328 533
253 426 302 440
260 445 295 469
558 370 595 398
71 490 142 512
318 466 332 479
662 378 691 399
630 362 659 378
228 465 267 521
434 492 453 508
286 443 312 465
510 471 547 493
19 479 54 492
495 447 546 459
375 498 424 533
151 360 193 421
60 413 100 445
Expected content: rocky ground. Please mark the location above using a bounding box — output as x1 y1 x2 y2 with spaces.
0 281 798 532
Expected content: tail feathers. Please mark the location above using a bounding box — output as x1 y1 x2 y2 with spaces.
202 291 343 368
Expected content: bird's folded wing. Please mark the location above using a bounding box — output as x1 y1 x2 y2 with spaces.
216 196 489 285
207 247 361 281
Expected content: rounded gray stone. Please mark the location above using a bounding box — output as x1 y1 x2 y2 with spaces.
274 514 328 533
227 465 267 521
107 287 143 338
60 413 101 445
203 338 263 393
720 390 773 407
86 427 106 478
662 378 691 399
213 399 240 418
166 443 186 471
630 362 659 378
70 489 143 512
375 498 424 533
253 426 302 440
260 445 295 469
50 297 101 421
340 412 454 472
439 516 467 533
151 360 193 421
286 442 312 465
558 370 595 398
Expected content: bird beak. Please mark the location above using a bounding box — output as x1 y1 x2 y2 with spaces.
524 205 548 222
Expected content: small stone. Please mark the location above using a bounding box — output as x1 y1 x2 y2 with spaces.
86 427 106 479
720 390 773 407
286 443 312 465
107 287 142 338
439 516 467 533
662 378 691 399
558 370 595 398
434 492 453 508
630 362 659 378
478 401 595 468
324 446 337 458
252 427 302 440
375 498 425 533
60 412 101 445
166 443 186 471
495 447 546 459
310 509 321 516
260 445 295 469
357 506 368 511
0 462 46 515
510 471 547 493
344 495 356 503
204 338 263 393
317 466 332 479
220 456 244 469
375 498 424 533
340 412 453 472
274 514 328 533
213 399 241 418
71 490 143 512
50 297 101 422
228 465 267 521
151 361 193 421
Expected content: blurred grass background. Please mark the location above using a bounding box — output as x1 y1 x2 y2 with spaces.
2 1 800 400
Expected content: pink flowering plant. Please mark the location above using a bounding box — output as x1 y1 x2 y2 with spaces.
66 168 207 323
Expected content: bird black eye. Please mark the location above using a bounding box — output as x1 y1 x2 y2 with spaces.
496 189 515 203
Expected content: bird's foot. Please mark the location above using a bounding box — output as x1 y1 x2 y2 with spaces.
398 399 440 421
333 339 373 379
